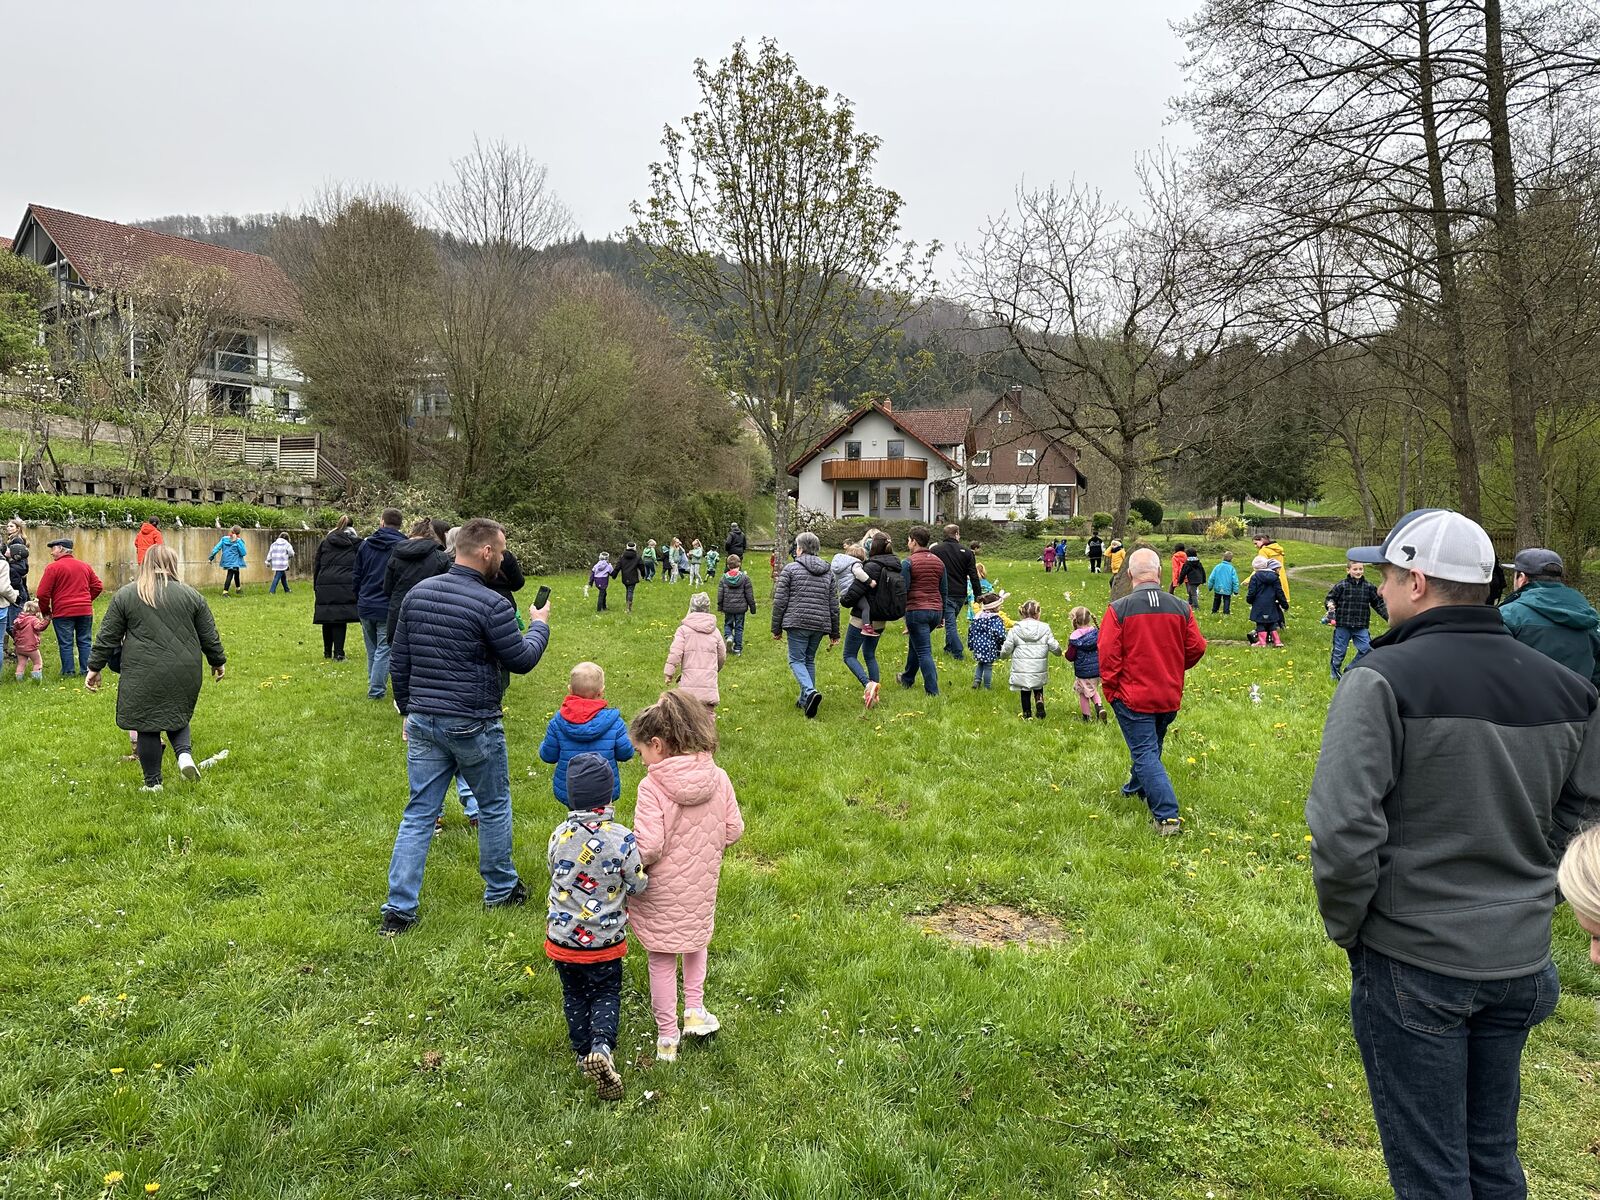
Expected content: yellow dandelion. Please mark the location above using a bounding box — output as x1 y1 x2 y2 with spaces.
523 965 534 976
116 993 127 1001
78 995 92 1005
109 1067 125 1075
149 1063 163 1070
1303 834 1313 843
146 1185 160 1195
103 1171 124 1185
1185 756 1197 764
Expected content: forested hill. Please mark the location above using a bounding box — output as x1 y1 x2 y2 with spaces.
130 216 1009 410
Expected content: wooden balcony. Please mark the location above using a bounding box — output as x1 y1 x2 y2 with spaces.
821 456 928 481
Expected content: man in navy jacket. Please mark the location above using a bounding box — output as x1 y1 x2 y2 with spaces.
381 517 551 934
353 508 406 699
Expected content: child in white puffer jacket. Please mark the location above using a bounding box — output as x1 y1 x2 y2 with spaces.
1000 599 1060 720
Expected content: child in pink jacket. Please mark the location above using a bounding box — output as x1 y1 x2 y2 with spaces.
628 690 744 1062
665 592 727 709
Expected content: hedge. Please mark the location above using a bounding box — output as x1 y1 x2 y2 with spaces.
2 493 341 530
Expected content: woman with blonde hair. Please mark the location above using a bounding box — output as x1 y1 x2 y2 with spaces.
1558 827 1600 965
86 544 227 791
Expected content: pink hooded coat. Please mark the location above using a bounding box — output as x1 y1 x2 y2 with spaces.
665 611 727 705
629 752 744 953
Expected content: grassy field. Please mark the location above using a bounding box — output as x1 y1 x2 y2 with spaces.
3 538 1597 1199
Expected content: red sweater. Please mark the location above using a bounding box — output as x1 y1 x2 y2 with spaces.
1099 583 1207 713
35 555 103 619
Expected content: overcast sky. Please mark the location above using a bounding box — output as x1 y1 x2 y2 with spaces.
4 0 1197 267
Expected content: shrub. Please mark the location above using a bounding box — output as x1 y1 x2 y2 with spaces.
1091 511 1114 533
1129 497 1164 526
1021 516 1043 539
1207 515 1250 541
4 492 339 530
1064 515 1090 536
1127 515 1155 538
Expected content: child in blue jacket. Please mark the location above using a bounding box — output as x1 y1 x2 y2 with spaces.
1065 605 1107 722
1207 551 1240 614
540 662 635 803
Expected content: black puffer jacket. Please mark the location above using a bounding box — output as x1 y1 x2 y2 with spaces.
385 537 452 643
312 528 361 624
841 553 905 625
485 547 526 607
725 526 747 559
390 565 549 718
617 548 643 587
5 536 28 599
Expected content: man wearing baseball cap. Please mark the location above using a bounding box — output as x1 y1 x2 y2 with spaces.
1497 547 1600 686
1305 509 1600 1195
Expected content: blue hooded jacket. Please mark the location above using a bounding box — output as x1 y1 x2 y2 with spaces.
540 701 635 803
354 525 406 621
208 535 247 571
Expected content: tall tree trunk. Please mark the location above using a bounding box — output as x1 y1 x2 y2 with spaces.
1417 0 1483 519
1398 406 1410 514
1114 456 1136 539
1482 0 1539 546
770 439 791 571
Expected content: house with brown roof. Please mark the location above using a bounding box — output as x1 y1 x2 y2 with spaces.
8 204 305 421
964 385 1086 519
788 400 964 522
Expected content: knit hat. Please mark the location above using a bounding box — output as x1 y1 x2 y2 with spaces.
598 550 610 560
1252 555 1272 571
979 592 1004 611
564 753 615 811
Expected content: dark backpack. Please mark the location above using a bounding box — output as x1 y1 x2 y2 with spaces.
869 559 907 622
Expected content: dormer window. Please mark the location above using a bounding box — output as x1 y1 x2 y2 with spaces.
1017 449 1038 467
997 410 1012 424
971 450 991 467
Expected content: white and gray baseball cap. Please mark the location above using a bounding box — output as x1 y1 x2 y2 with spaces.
1346 509 1495 584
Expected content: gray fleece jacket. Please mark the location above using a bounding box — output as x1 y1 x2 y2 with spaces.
1305 605 1600 979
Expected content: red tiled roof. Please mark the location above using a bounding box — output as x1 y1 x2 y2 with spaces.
0 236 11 251
787 401 963 475
20 204 299 324
894 405 971 448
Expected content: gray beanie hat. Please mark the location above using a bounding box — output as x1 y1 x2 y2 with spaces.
564 753 616 811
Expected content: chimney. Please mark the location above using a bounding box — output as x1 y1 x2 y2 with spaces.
1009 385 1023 399
881 398 893 412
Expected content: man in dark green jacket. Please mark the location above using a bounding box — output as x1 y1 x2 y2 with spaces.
1499 547 1600 687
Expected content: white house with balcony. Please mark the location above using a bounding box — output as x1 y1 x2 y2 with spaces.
788 401 963 523
8 204 306 421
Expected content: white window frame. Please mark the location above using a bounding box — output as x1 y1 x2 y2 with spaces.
995 489 1015 506
997 410 1012 424
971 449 991 467
972 490 991 506
1017 448 1038 467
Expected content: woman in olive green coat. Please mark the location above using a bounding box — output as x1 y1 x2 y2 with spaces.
86 545 226 790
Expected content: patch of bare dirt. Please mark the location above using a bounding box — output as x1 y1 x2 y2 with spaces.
911 903 1068 950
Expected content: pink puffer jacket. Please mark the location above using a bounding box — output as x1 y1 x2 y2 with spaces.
629 751 744 953
665 611 727 705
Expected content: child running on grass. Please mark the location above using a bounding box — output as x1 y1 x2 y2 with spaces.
716 554 756 654
544 752 648 1102
1247 554 1290 647
589 551 614 612
1207 551 1240 614
1001 599 1061 719
1064 604 1107 722
627 690 744 1064
11 598 46 682
540 662 636 805
665 593 727 710
967 592 1006 690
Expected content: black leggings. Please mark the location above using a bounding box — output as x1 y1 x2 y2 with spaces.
136 725 192 786
321 623 348 657
223 568 241 592
1019 688 1046 718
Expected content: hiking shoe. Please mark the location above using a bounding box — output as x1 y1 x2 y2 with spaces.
582 1047 624 1101
683 1008 721 1037
655 1036 679 1063
177 752 201 781
1153 818 1184 837
380 910 418 936
485 881 528 909
804 690 823 719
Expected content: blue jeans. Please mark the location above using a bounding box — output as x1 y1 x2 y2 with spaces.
842 624 880 686
1111 700 1179 822
723 611 746 652
52 614 94 675
942 596 964 658
899 609 941 695
453 776 479 818
1347 942 1559 1199
786 629 825 700
360 616 390 699
1332 626 1372 679
270 570 290 593
383 714 518 918
973 660 993 688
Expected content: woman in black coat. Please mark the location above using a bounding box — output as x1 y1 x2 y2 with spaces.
384 518 452 645
617 543 643 612
312 515 361 660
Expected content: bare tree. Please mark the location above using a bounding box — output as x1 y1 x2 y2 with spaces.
629 38 938 556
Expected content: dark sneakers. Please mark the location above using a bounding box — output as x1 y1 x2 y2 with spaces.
804 691 823 719
380 910 418 937
486 881 528 909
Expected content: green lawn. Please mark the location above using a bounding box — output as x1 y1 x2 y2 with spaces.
3 541 1597 1199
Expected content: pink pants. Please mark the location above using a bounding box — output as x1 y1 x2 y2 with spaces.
1074 676 1104 716
647 949 708 1040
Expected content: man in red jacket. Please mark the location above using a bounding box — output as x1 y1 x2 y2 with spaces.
35 538 103 677
1099 547 1207 835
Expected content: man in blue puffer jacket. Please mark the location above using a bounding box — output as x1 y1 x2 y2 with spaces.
381 517 551 935
353 508 407 700
539 661 635 803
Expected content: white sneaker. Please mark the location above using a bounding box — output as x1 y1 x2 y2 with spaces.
139 783 163 793
683 1007 721 1037
177 752 201 781
655 1036 679 1063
